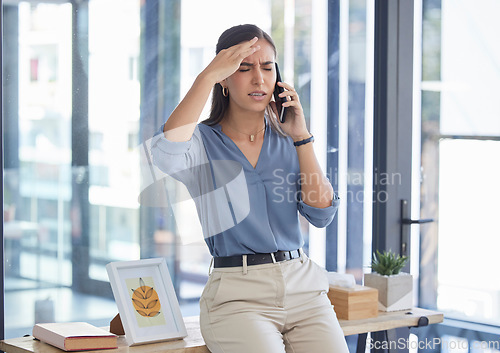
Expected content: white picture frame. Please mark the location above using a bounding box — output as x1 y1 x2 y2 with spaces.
106 258 187 346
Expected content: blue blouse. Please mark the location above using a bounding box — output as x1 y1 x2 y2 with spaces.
150 119 339 257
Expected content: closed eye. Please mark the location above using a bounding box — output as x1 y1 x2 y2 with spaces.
240 68 271 72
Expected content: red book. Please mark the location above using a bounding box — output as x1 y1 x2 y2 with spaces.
33 322 118 351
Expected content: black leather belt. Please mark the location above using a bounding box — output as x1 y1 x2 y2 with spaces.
213 249 302 268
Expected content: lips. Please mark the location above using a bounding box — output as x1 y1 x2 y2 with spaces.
248 91 267 101
249 91 266 97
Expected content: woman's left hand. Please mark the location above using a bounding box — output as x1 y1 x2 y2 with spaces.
270 82 311 141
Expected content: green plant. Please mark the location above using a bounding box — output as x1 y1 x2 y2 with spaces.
371 250 408 276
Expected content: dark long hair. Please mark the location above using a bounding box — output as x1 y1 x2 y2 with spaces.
201 24 285 136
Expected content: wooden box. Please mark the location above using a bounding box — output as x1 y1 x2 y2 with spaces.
327 285 378 320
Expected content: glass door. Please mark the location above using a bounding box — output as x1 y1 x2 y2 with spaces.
417 0 500 326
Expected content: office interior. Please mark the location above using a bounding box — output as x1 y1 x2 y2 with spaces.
1 0 500 351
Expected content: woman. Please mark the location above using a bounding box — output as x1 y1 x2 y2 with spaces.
151 24 348 353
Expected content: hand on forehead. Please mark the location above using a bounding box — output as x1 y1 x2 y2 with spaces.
241 39 276 65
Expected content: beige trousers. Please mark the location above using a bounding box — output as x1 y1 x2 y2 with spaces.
199 253 349 353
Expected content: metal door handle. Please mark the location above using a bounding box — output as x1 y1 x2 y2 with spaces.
400 199 436 256
401 218 435 225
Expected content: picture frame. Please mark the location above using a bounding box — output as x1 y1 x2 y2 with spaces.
106 258 187 346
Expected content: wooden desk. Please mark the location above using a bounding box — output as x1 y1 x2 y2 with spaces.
0 308 443 353
340 307 443 336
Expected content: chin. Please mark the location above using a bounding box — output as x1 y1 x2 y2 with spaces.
251 107 268 115
241 104 268 114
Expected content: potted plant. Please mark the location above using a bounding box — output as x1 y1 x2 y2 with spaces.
363 250 413 312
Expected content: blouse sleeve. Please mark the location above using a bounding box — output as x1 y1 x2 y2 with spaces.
149 124 207 178
297 194 340 228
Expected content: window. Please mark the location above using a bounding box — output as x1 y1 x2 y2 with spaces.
418 0 500 326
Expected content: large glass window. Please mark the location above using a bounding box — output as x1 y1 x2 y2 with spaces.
87 0 142 281
343 0 374 281
324 0 374 285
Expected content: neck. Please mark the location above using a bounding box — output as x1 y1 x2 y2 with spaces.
223 107 266 134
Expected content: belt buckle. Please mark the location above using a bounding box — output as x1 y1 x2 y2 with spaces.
272 250 299 263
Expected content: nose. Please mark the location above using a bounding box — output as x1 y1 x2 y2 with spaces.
252 69 264 85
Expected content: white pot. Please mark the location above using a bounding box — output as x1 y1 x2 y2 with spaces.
364 272 413 312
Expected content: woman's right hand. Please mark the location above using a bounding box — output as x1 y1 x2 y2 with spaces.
162 38 260 141
201 37 261 84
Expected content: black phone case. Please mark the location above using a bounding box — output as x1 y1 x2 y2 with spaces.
273 63 288 123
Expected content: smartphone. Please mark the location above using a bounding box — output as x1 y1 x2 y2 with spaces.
273 63 288 123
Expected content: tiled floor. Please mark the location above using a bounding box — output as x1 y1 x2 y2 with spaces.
3 278 202 339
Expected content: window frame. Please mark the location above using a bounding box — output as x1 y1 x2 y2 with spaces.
1 0 5 342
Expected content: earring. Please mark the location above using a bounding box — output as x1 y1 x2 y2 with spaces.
222 86 228 97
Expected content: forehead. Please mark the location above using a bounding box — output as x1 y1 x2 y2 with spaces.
243 39 276 63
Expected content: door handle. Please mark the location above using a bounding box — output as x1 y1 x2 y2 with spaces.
401 218 435 225
400 199 436 256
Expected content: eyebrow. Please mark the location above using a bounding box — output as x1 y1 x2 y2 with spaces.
240 61 275 67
